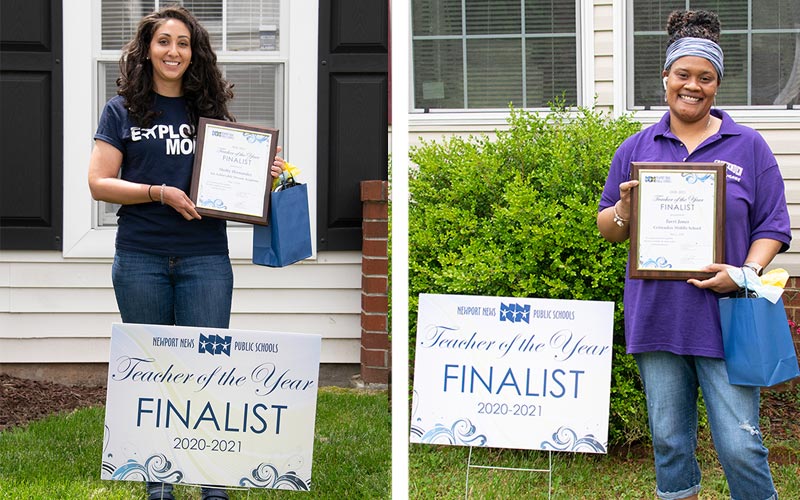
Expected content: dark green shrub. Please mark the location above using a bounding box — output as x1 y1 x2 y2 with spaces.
408 104 649 445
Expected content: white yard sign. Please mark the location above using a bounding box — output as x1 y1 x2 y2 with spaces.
410 294 614 453
101 323 321 490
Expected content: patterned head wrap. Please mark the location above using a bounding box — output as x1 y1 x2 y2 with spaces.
664 37 724 80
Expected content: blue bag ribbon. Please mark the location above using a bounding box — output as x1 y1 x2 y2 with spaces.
719 272 800 387
252 183 312 267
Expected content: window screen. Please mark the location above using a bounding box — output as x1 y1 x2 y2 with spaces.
411 0 579 110
630 0 800 108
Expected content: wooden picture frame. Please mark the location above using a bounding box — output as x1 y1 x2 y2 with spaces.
629 162 726 280
190 118 279 225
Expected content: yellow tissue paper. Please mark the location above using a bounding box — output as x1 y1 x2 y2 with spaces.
761 268 789 289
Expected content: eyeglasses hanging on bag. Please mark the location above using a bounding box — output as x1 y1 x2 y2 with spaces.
272 161 302 192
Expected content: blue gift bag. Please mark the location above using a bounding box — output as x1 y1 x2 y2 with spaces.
719 295 800 387
252 183 312 267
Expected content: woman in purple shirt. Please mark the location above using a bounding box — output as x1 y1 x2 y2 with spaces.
598 10 790 500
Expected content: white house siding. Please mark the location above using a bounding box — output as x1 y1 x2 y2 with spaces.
408 0 800 278
761 126 800 276
593 1 614 110
0 250 362 371
0 1 369 380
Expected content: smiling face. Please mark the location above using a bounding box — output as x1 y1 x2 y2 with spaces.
663 55 720 126
148 18 192 96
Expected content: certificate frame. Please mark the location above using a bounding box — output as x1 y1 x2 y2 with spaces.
190 117 279 225
629 162 725 280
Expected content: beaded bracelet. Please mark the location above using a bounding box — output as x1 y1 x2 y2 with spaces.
160 184 166 205
612 202 628 227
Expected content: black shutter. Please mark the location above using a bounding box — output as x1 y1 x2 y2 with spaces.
317 0 389 251
0 0 63 250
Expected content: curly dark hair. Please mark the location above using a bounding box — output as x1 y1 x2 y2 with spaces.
117 5 234 129
666 9 721 47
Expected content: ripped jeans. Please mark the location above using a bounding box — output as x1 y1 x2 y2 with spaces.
634 352 777 500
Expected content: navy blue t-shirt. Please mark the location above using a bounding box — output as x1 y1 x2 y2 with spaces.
95 94 228 256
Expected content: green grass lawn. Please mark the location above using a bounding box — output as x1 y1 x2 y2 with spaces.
0 387 390 499
410 439 800 499
3 384 799 499
410 385 800 499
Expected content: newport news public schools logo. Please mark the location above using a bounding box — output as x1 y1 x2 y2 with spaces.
151 332 279 357
500 303 530 324
643 174 672 184
198 333 232 356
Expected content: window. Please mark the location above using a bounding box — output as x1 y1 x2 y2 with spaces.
410 0 580 111
629 0 800 109
97 0 285 226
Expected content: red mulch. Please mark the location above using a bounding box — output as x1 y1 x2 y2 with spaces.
0 374 107 432
758 382 800 464
761 385 800 442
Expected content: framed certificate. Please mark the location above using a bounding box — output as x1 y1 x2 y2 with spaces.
190 118 279 225
629 162 725 280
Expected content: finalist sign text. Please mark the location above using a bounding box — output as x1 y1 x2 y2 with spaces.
101 324 321 490
410 294 614 453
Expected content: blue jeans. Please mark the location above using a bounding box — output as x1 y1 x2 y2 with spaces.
112 250 233 328
112 250 233 499
634 351 777 500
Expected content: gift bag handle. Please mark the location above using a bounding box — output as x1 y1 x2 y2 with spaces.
737 267 759 299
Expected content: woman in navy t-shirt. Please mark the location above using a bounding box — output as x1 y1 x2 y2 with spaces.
88 6 283 500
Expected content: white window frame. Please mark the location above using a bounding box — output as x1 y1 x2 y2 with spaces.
407 0 594 130
612 0 800 124
63 0 319 259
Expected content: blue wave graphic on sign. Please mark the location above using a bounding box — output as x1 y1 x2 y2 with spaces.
198 333 232 356
109 453 184 482
499 303 530 324
413 418 487 446
540 426 607 453
239 463 310 490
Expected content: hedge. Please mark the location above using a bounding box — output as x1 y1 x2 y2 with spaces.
408 104 650 445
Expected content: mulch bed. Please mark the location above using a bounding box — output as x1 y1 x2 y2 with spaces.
0 374 107 432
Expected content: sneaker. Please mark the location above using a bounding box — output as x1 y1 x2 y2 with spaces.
201 487 229 500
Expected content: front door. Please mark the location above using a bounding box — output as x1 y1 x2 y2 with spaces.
316 1 389 251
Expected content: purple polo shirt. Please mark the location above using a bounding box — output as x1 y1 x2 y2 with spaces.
599 109 791 357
